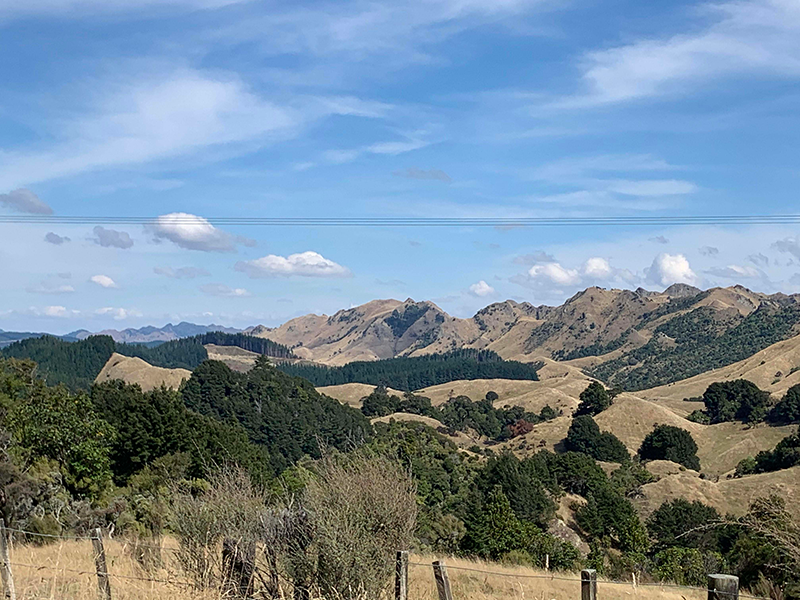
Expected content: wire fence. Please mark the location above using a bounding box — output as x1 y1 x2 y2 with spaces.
0 525 768 600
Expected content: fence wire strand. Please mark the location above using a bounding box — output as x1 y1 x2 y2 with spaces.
408 559 767 599
0 527 772 600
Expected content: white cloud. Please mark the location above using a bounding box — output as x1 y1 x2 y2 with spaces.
528 262 581 286
95 307 142 320
199 283 251 297
0 189 53 214
90 275 119 288
235 251 351 278
647 253 698 287
0 72 298 189
149 213 244 252
583 257 612 279
154 266 211 279
91 226 134 249
569 0 800 105
468 280 496 297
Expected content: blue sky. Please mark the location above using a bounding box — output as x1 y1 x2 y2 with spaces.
2 0 800 332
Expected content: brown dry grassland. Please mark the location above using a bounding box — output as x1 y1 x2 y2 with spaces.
5 538 711 600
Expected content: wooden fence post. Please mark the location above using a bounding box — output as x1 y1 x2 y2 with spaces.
0 520 16 600
708 575 739 600
432 560 454 600
91 528 112 600
581 569 597 600
395 551 408 600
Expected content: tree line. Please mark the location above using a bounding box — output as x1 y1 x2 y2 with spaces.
0 332 296 390
276 349 541 390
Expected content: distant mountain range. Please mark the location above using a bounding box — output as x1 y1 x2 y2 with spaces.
0 329 65 348
6 284 800 390
67 322 241 343
248 284 800 390
0 322 241 347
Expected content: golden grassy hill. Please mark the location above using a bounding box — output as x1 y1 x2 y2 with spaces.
416 358 592 415
638 333 800 411
95 353 190 391
593 395 792 476
316 383 405 408
635 465 800 521
204 343 259 371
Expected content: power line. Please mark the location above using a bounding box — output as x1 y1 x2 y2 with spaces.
2 214 800 226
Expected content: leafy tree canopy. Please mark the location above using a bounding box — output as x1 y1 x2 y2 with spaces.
565 415 630 463
575 382 613 416
638 425 700 470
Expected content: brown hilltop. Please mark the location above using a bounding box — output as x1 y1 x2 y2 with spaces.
249 285 800 369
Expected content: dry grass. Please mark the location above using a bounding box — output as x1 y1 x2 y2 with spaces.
6 542 718 600
7 537 212 600
408 556 706 600
95 353 190 392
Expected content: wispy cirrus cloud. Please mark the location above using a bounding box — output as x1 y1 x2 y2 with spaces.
563 0 800 106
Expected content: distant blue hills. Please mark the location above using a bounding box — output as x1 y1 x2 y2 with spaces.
0 322 242 348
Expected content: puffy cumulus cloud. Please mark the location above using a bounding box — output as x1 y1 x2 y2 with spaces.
468 280 496 297
235 251 351 278
199 283 251 297
646 253 698 287
149 213 248 252
0 189 53 214
514 255 634 291
90 275 119 288
154 266 210 279
393 167 451 183
91 226 134 249
706 264 763 279
699 246 719 257
24 305 78 318
583 257 612 279
95 307 142 320
528 262 582 286
45 232 70 245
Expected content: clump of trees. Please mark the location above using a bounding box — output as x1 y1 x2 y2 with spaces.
638 425 701 470
688 379 771 424
735 429 800 476
565 415 630 463
575 382 613 416
360 386 557 442
769 383 800 424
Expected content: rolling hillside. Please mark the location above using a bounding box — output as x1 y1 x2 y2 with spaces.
251 285 800 390
94 352 191 391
